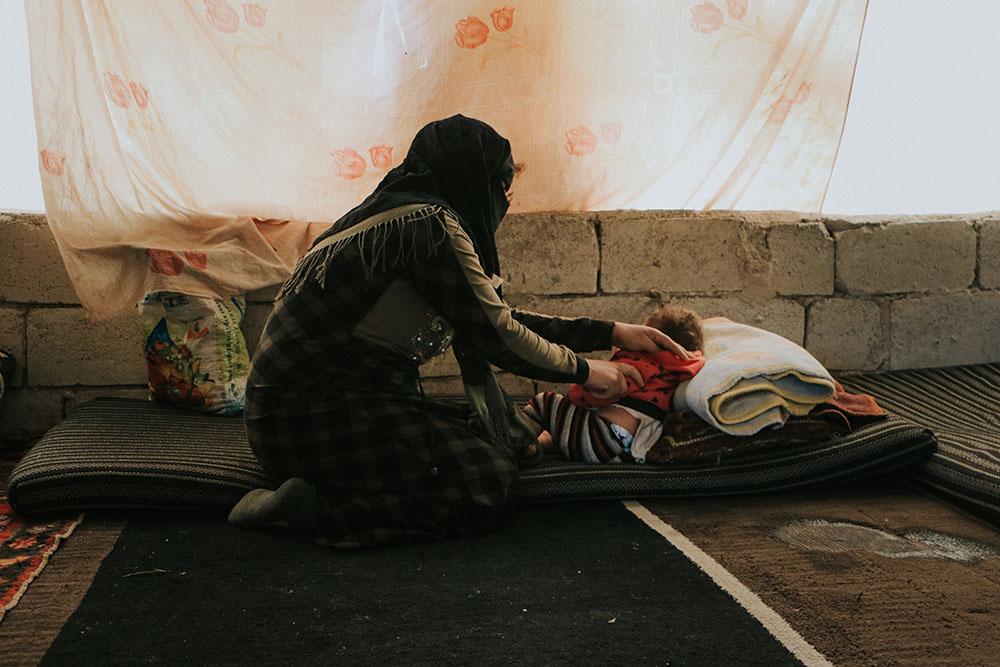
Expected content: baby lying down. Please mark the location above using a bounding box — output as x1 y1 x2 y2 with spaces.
522 305 706 464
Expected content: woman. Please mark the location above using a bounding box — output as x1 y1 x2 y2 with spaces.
230 115 691 549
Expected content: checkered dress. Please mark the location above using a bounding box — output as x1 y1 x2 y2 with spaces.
246 206 614 549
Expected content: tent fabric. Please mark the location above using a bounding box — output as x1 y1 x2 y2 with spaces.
25 0 868 322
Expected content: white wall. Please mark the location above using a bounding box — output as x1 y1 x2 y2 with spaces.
821 0 1000 215
0 0 43 212
2 1 998 215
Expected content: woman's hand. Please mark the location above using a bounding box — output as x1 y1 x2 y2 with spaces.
583 359 645 402
611 322 692 359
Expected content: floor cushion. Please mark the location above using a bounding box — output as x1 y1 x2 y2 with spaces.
840 363 1000 523
6 389 935 514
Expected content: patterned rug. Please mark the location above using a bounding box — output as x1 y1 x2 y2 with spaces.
0 497 82 623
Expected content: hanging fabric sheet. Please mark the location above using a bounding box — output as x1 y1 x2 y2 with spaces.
25 0 868 321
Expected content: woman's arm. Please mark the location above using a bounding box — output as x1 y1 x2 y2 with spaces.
509 308 615 353
407 212 590 384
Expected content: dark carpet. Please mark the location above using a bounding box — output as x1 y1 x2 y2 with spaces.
42 502 802 666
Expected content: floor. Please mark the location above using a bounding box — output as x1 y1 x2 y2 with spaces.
2 445 999 665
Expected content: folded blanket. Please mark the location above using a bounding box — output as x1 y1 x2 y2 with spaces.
647 409 844 465
648 382 888 464
672 317 836 435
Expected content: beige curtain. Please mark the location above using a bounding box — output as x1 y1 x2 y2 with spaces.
26 0 868 322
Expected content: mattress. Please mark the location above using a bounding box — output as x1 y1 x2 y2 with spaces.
6 391 936 514
840 363 1000 523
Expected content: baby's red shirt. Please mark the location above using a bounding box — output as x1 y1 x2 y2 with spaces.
568 349 706 417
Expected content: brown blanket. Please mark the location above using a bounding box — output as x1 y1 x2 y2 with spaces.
647 381 887 465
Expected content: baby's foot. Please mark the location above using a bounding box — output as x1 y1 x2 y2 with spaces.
537 430 555 454
522 430 555 463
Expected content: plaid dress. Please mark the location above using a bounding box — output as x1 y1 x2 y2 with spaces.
246 205 613 549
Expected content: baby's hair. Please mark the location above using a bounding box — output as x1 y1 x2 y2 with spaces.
643 304 703 352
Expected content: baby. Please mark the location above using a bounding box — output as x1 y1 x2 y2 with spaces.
522 305 706 464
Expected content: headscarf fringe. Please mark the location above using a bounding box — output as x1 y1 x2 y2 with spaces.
276 205 448 300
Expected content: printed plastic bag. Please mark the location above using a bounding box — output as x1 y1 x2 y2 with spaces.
139 291 250 415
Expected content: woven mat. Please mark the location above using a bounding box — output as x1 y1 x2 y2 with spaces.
840 363 1000 523
6 395 934 513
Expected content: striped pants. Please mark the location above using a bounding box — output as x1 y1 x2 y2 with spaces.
523 391 633 464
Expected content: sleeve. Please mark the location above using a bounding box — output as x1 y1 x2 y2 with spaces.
509 308 615 353
567 350 645 407
407 212 591 384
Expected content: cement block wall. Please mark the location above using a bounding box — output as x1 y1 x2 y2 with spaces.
2 209 998 443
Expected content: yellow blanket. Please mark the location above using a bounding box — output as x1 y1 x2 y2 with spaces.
672 318 836 436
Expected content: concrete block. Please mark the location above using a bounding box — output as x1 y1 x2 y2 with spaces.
979 219 1000 289
836 221 976 294
246 284 281 303
668 297 805 346
241 303 273 359
495 372 535 397
768 223 834 295
421 348 461 378
0 212 79 303
0 306 26 388
506 294 661 334
507 294 803 349
599 212 746 293
420 370 534 399
0 387 66 441
496 213 598 294
419 375 465 396
62 387 152 417
534 381 569 395
535 351 611 395
27 307 147 386
890 291 1000 369
806 299 884 371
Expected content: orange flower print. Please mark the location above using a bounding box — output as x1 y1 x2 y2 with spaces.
767 95 793 123
727 0 747 20
332 149 367 180
104 72 131 108
794 82 813 104
599 122 622 144
183 251 208 270
204 0 240 33
129 82 149 110
40 149 65 177
565 126 598 157
369 145 394 170
242 2 267 28
148 249 185 276
690 2 724 34
490 6 515 32
454 16 490 49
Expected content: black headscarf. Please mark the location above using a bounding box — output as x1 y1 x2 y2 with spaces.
312 114 514 284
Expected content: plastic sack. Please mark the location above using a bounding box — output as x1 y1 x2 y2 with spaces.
139 291 250 415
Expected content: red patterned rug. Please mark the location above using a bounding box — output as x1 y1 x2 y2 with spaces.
0 497 82 622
